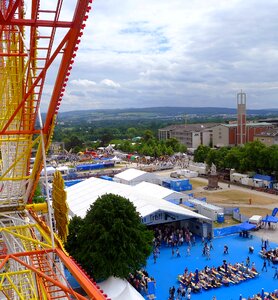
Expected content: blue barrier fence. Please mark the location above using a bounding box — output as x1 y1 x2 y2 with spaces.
213 225 240 237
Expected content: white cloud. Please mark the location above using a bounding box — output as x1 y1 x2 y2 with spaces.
100 79 121 88
70 79 97 88
54 0 278 111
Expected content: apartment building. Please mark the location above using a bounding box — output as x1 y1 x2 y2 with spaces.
158 124 216 148
212 122 274 147
254 128 278 146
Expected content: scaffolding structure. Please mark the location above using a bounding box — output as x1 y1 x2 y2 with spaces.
0 1 107 299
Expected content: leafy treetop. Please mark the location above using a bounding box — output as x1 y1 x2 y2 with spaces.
65 193 153 281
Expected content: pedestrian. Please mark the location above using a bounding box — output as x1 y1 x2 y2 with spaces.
181 288 186 299
206 248 211 260
224 245 229 254
186 246 191 256
176 247 181 258
246 256 250 267
172 247 175 257
262 259 267 272
273 266 278 279
177 285 182 299
209 241 214 250
153 253 157 264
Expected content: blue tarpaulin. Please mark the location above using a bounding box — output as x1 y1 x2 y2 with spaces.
237 222 256 231
262 215 278 223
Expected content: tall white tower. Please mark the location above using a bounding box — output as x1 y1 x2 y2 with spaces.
237 90 247 145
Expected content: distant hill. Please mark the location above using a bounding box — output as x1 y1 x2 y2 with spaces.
57 107 278 122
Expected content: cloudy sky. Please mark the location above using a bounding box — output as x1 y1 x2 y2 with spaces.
58 0 278 111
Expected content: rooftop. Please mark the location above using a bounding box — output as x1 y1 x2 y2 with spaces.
254 128 278 137
159 123 219 132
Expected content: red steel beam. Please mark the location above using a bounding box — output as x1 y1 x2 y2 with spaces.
10 254 89 300
0 19 72 27
5 0 22 21
56 248 107 300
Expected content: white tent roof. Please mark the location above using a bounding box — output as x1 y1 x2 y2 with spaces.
56 166 69 171
98 277 144 300
66 177 209 221
110 156 121 161
114 168 147 181
134 181 185 199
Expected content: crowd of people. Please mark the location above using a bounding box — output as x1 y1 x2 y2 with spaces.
148 224 277 299
152 225 197 249
245 289 278 300
260 247 278 264
177 260 259 294
127 269 156 297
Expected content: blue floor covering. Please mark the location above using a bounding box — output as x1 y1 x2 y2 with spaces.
144 235 278 300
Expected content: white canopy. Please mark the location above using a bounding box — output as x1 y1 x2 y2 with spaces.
66 177 209 221
114 168 147 181
110 156 121 162
98 277 144 300
134 181 187 200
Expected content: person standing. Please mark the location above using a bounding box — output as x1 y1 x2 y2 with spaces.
246 256 250 267
262 259 267 272
172 247 175 257
273 266 278 279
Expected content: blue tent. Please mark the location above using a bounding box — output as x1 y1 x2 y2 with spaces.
262 215 278 223
237 222 256 231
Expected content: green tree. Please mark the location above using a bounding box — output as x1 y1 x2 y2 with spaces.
126 127 138 139
224 147 242 170
194 145 210 163
240 141 266 172
65 194 153 281
32 184 45 204
142 130 154 143
65 216 84 256
64 135 84 151
165 138 180 152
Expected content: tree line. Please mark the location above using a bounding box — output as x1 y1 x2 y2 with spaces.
194 141 278 178
53 122 187 157
115 131 187 157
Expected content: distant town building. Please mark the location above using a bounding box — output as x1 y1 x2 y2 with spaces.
159 122 274 149
159 91 275 148
212 122 274 147
158 123 217 148
49 142 65 155
254 128 278 146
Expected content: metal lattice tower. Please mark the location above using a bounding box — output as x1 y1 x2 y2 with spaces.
0 1 107 299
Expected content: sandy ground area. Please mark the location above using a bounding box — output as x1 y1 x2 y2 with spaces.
155 170 278 243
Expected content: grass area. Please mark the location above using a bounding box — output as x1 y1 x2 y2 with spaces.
189 178 207 189
213 215 240 228
194 189 276 206
239 206 272 217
